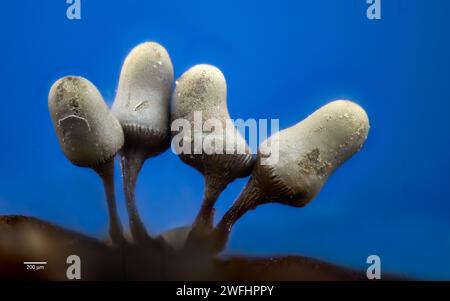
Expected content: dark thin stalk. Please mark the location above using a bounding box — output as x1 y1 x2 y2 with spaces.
120 145 150 244
94 158 124 246
192 175 226 232
186 176 226 249
213 178 263 253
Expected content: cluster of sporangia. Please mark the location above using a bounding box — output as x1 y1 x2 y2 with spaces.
49 42 370 254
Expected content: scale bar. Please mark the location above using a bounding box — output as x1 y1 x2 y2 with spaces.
23 262 47 265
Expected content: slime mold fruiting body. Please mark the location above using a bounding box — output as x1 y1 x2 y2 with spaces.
112 42 174 244
171 65 254 237
214 100 370 252
48 76 125 245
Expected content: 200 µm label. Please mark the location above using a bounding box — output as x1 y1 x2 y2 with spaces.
24 261 47 271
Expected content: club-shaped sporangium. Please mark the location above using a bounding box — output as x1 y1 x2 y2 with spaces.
112 42 174 244
214 100 370 252
171 64 254 239
48 76 125 245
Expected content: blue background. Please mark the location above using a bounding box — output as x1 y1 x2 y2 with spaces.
0 0 449 279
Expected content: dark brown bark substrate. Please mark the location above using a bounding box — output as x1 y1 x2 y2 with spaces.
0 215 398 281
